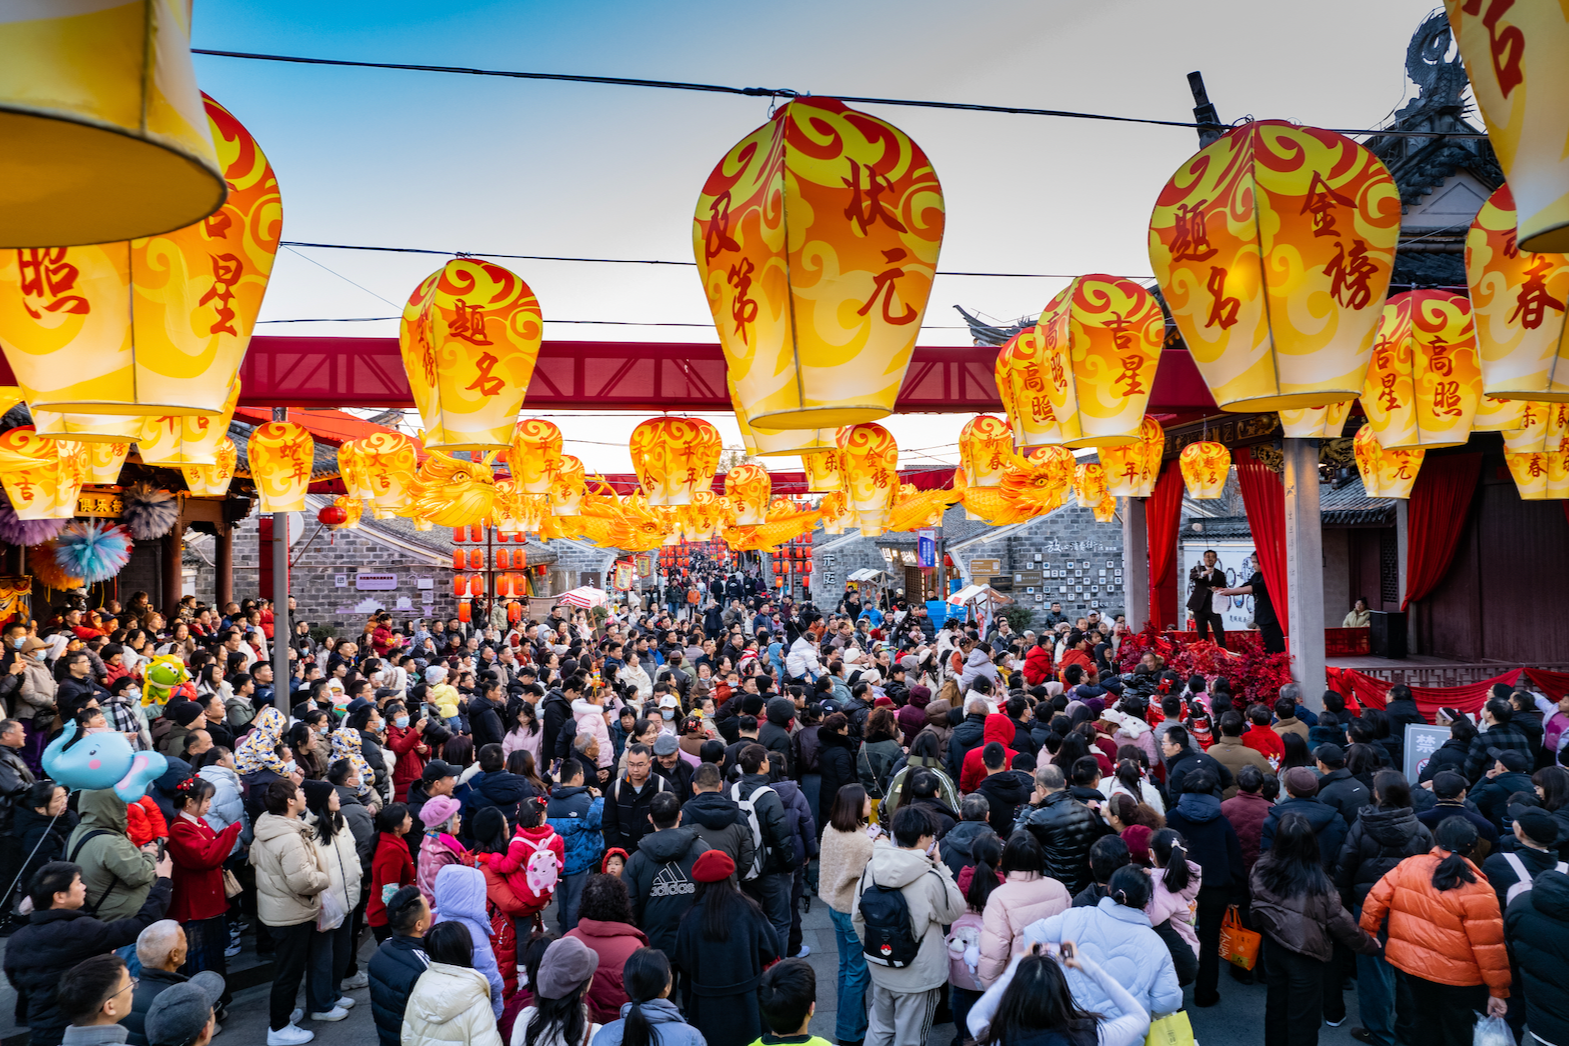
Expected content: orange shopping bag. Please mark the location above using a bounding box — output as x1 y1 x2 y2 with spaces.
1218 904 1260 970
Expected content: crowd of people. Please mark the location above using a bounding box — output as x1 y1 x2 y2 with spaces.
1 575 1567 1046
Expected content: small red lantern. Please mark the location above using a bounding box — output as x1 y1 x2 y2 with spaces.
458 600 471 623
533 564 547 577
507 600 522 624
452 575 466 597
452 526 467 542
451 550 464 571
317 504 348 526
469 574 485 596
495 575 510 597
468 523 483 542
516 550 527 569
496 549 511 570
466 549 482 570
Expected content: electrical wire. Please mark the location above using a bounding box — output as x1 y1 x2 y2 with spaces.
192 48 1489 139
255 315 987 329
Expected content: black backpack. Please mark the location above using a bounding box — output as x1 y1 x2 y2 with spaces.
857 866 932 968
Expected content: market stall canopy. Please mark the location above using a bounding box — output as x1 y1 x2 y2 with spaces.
557 586 609 608
947 583 1014 606
847 568 888 583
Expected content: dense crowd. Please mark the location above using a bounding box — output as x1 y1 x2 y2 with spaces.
1 577 1567 1046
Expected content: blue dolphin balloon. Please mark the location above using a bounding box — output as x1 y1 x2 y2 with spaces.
43 720 168 802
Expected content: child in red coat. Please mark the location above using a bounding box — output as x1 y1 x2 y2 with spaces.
476 797 564 921
126 795 168 847
367 803 417 943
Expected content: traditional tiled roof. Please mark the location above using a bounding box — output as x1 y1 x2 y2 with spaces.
1319 472 1396 526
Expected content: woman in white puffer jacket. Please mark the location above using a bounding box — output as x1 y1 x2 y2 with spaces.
401 921 503 1046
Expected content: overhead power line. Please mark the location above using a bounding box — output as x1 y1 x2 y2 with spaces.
193 48 1488 139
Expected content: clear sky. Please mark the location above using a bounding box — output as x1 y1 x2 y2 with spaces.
193 0 1446 471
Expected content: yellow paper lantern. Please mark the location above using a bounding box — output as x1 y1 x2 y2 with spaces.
247 422 313 513
0 426 86 519
1445 3 1569 251
1035 275 1164 446
1353 424 1424 499
1178 441 1231 499
817 490 852 535
693 97 944 430
82 441 131 486
958 415 1015 488
510 419 562 495
32 411 144 443
1072 463 1107 509
0 0 226 248
1092 494 1118 523
995 328 1063 448
408 450 496 528
550 454 586 517
1100 418 1165 497
1465 184 1569 401
490 479 525 534
360 432 418 516
0 386 21 417
332 496 363 530
1149 121 1401 411
137 379 241 467
337 440 375 500
0 96 278 416
836 423 899 533
1278 401 1352 439
1363 290 1484 449
801 448 845 494
182 437 236 496
1502 402 1569 500
724 463 772 526
628 417 721 507
400 258 543 451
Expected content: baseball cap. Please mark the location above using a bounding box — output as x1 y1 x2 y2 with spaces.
421 759 458 782
145 972 224 1046
1488 747 1531 773
657 694 680 710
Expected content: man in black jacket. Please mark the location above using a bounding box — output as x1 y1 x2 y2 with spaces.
734 744 793 949
758 696 795 780
1162 726 1234 799
1313 744 1371 826
367 887 431 1046
975 742 1034 838
650 734 694 803
1259 767 1349 867
540 676 583 769
404 760 458 861
944 700 990 782
1187 550 1228 647
601 743 668 855
4 859 172 1046
621 792 710 956
467 678 507 751
1013 764 1110 895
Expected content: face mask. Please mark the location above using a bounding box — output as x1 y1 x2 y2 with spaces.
11 637 23 650
283 760 298 773
662 709 675 720
394 715 410 729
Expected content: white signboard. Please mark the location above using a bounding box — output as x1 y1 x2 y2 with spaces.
1179 540 1258 632
394 596 412 610
356 573 399 591
333 575 347 588
415 577 434 590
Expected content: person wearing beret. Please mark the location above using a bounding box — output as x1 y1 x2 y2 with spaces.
674 849 782 1046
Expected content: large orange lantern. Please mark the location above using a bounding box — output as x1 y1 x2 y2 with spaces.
550 454 586 517
32 411 144 444
1100 418 1165 497
247 422 314 513
337 440 375 500
1072 463 1107 509
629 417 721 506
1445 2 1568 252
1465 185 1569 401
1362 290 1483 449
0 96 278 417
836 423 899 535
801 448 845 494
995 328 1062 448
1178 441 1231 499
958 416 1014 487
1149 121 1401 411
1035 275 1164 446
510 419 562 494
400 259 542 451
137 379 241 467
360 432 418 516
724 463 772 526
182 438 237 497
1353 424 1424 499
1278 402 1352 439
0 427 86 519
694 97 944 430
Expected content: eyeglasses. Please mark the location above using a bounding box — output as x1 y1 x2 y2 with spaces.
113 976 139 999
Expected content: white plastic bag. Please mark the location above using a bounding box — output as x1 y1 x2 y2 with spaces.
1473 1014 1516 1046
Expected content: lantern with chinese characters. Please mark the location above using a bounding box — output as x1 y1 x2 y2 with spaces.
727 378 836 457
361 432 419 516
837 423 899 535
246 422 314 513
958 416 1014 487
137 380 241 467
510 419 562 494
801 448 845 494
724 464 772 526
337 440 375 501
995 328 1062 448
1072 463 1107 509
1149 121 1401 411
550 454 587 517
408 451 496 528
1362 290 1484 449
1179 441 1231 499
1502 402 1569 500
1035 276 1164 446
81 441 131 486
1100 418 1165 497
0 96 278 417
1279 401 1353 439
1093 494 1118 523
628 417 721 507
694 97 944 430
1445 3 1569 252
32 411 144 444
0 1 225 248
1354 424 1425 499
1465 185 1569 401
181 438 237 497
0 427 87 519
400 258 543 451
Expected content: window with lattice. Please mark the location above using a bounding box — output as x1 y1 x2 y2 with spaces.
1379 529 1399 606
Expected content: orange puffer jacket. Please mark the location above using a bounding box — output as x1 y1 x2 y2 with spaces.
1359 848 1509 997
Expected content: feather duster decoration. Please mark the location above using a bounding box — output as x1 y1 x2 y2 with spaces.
28 542 83 590
0 490 67 546
118 482 179 541
51 520 133 585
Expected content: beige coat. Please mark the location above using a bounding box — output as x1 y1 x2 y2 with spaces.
1208 736 1275 799
978 871 1073 985
818 824 874 913
401 962 503 1046
249 811 330 926
851 840 966 993
16 655 56 717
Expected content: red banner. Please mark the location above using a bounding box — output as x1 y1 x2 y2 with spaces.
1324 666 1522 720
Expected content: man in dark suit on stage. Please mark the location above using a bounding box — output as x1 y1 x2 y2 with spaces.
1187 549 1229 648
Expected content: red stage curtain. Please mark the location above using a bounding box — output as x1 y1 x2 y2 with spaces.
1524 667 1569 701
1329 667 1520 721
1147 463 1183 630
1235 446 1288 634
1402 453 1481 610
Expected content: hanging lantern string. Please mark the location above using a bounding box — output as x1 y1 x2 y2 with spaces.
192 49 1487 139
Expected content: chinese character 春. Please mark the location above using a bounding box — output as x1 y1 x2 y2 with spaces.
1507 255 1565 331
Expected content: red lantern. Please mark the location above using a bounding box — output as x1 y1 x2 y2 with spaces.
496 531 510 542
467 549 483 570
452 527 466 543
516 549 527 569
495 575 510 597
533 564 547 577
458 600 471 623
469 574 485 596
451 550 464 571
452 575 466 597
507 600 522 625
316 505 347 526
468 523 482 542
496 549 511 570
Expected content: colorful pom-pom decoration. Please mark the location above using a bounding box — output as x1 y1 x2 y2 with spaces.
0 490 67 547
29 542 83 591
118 482 179 541
51 520 134 584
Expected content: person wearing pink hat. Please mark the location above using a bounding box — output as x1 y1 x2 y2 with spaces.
416 794 467 907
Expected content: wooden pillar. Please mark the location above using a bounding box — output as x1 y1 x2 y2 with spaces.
1122 497 1149 631
1395 499 1414 655
215 525 234 608
162 523 185 614
1283 438 1326 704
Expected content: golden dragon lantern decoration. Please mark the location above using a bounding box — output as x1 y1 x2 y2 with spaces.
182 438 237 497
995 328 1062 448
694 97 944 431
1179 441 1231 499
0 427 87 518
360 432 418 517
1465 184 1569 402
1036 275 1164 446
1071 463 1107 509
957 415 1014 488
724 463 772 526
628 417 721 507
1354 424 1424 499
0 0 225 248
408 450 496 528
1362 290 1484 449
510 419 562 495
836 422 899 536
0 95 279 418
399 258 542 452
246 422 314 513
1149 121 1401 412
1100 417 1165 497
550 453 586 516
1445 2 1569 253
137 379 241 467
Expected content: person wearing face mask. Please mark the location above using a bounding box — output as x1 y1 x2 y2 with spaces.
386 703 430 803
